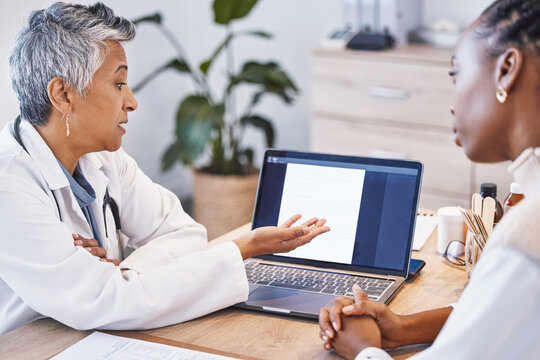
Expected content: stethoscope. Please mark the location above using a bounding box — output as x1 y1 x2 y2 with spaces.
13 115 126 260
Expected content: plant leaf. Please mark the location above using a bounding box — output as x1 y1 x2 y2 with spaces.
161 142 180 171
228 61 299 105
261 84 294 104
213 0 258 25
132 13 162 26
240 114 274 148
249 91 265 108
199 30 271 75
165 58 191 73
239 61 298 90
208 130 226 173
240 147 254 166
132 58 191 93
199 33 233 75
199 60 211 76
239 30 272 39
174 95 224 165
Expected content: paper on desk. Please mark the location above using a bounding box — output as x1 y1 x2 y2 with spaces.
51 331 239 360
413 214 437 251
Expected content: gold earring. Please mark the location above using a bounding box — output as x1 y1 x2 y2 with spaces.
62 113 70 136
496 86 508 104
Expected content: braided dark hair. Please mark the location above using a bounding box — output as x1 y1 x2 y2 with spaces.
476 0 540 57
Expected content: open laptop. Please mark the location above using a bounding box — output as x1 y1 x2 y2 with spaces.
236 149 423 319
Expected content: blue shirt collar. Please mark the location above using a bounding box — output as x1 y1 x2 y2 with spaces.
57 160 96 208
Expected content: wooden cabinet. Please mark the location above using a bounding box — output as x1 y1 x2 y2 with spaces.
311 46 513 209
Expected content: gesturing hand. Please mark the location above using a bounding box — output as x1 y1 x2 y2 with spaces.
73 234 119 266
234 214 330 259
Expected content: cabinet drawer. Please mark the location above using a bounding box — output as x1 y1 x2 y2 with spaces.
311 117 471 207
312 56 454 129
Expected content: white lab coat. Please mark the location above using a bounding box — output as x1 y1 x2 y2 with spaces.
0 119 249 335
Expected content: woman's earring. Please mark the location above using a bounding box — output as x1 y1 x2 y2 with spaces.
62 112 70 136
496 86 508 104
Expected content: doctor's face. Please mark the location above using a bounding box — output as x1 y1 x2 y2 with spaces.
69 41 138 153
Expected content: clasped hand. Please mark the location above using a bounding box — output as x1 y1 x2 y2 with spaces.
319 284 405 360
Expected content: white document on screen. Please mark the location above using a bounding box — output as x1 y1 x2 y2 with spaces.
277 163 365 264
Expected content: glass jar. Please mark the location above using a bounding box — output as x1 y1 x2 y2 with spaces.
465 232 486 277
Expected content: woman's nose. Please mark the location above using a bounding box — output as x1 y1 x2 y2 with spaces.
124 86 138 112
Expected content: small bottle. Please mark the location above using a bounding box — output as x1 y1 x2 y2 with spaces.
480 183 503 224
503 182 524 214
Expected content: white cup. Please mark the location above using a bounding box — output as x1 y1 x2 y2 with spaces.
437 207 465 255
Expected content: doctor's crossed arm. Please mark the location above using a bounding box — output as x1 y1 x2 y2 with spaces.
73 234 119 266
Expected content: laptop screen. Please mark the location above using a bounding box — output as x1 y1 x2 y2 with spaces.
252 150 423 277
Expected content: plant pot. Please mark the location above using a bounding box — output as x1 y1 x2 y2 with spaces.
192 168 259 240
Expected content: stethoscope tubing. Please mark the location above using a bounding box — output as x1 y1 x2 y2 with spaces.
13 116 124 259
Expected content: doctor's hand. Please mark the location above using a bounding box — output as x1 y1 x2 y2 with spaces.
233 214 330 260
73 234 120 266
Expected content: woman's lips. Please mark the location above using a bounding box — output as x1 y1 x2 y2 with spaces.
118 121 127 134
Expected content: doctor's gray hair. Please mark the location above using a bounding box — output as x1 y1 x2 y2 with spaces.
9 2 136 126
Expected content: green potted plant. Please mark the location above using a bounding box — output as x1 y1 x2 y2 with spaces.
132 0 299 239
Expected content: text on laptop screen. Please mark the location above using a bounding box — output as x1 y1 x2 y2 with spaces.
253 152 420 273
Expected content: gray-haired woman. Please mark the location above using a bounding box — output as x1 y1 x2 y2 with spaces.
0 2 329 334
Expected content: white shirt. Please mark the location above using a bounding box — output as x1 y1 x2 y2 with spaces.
0 119 249 334
356 148 540 360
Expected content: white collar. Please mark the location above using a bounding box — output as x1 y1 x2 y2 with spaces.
507 147 540 196
19 119 69 190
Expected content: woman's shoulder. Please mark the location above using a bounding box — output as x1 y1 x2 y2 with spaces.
0 122 43 184
0 143 53 208
486 188 540 261
0 121 24 164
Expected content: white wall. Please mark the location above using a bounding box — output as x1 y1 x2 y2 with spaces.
0 0 493 199
422 0 493 29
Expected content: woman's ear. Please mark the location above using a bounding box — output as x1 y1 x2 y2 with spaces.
47 77 72 115
495 47 524 94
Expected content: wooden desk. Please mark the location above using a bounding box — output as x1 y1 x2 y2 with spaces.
0 224 468 359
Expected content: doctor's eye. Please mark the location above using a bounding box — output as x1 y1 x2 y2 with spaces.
116 82 127 91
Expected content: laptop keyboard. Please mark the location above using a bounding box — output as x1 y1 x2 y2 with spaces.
245 261 393 301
